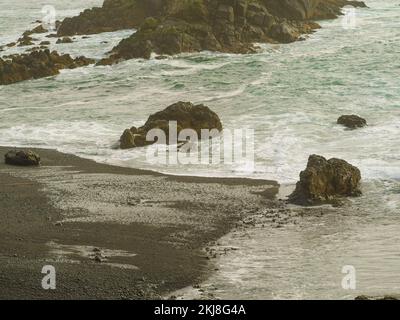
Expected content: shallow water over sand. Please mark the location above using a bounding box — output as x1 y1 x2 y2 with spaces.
1 0 399 299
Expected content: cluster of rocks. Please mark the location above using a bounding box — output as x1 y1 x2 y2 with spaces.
0 49 94 85
4 150 41 166
285 114 367 206
120 101 223 149
1 1 368 83
53 0 367 64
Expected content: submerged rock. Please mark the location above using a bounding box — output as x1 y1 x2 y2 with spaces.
0 49 95 85
119 101 223 149
5 150 41 166
337 115 367 129
289 155 362 206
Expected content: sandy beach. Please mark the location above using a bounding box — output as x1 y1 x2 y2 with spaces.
0 146 279 299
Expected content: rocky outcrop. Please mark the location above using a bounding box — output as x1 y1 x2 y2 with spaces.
0 50 95 85
337 115 367 129
4 150 41 166
17 34 35 46
57 0 156 36
55 0 366 64
289 154 362 205
120 101 223 149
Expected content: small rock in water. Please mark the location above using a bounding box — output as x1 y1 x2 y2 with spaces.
56 37 73 44
337 115 367 129
4 150 41 166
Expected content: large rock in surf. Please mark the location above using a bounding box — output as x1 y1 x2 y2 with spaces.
5 150 41 166
0 49 94 85
120 101 223 149
337 115 367 129
55 0 367 64
289 155 361 205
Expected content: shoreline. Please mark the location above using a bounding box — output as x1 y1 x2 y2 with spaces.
0 146 279 299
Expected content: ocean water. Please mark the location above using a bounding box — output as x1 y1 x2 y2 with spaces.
1 0 399 299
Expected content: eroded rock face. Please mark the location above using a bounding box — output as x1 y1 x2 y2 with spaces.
289 154 362 205
0 50 95 85
337 115 367 129
120 101 223 149
4 150 41 166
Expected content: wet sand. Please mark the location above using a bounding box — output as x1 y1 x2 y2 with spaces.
0 146 278 299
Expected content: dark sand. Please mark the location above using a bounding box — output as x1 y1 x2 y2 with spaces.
0 146 279 299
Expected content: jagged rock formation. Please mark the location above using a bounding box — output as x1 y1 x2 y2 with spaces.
289 154 362 205
0 50 95 85
120 101 223 149
55 0 366 64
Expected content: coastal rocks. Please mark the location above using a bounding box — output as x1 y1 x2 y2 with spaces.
17 34 35 46
270 22 300 43
289 155 362 205
56 37 73 44
337 115 367 129
59 0 366 64
57 0 156 36
4 150 41 166
120 129 137 149
23 24 48 36
0 49 95 85
120 101 223 149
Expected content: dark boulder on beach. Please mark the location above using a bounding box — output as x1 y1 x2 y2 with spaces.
5 150 41 166
337 115 367 129
289 155 362 206
120 101 223 149
0 49 94 85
